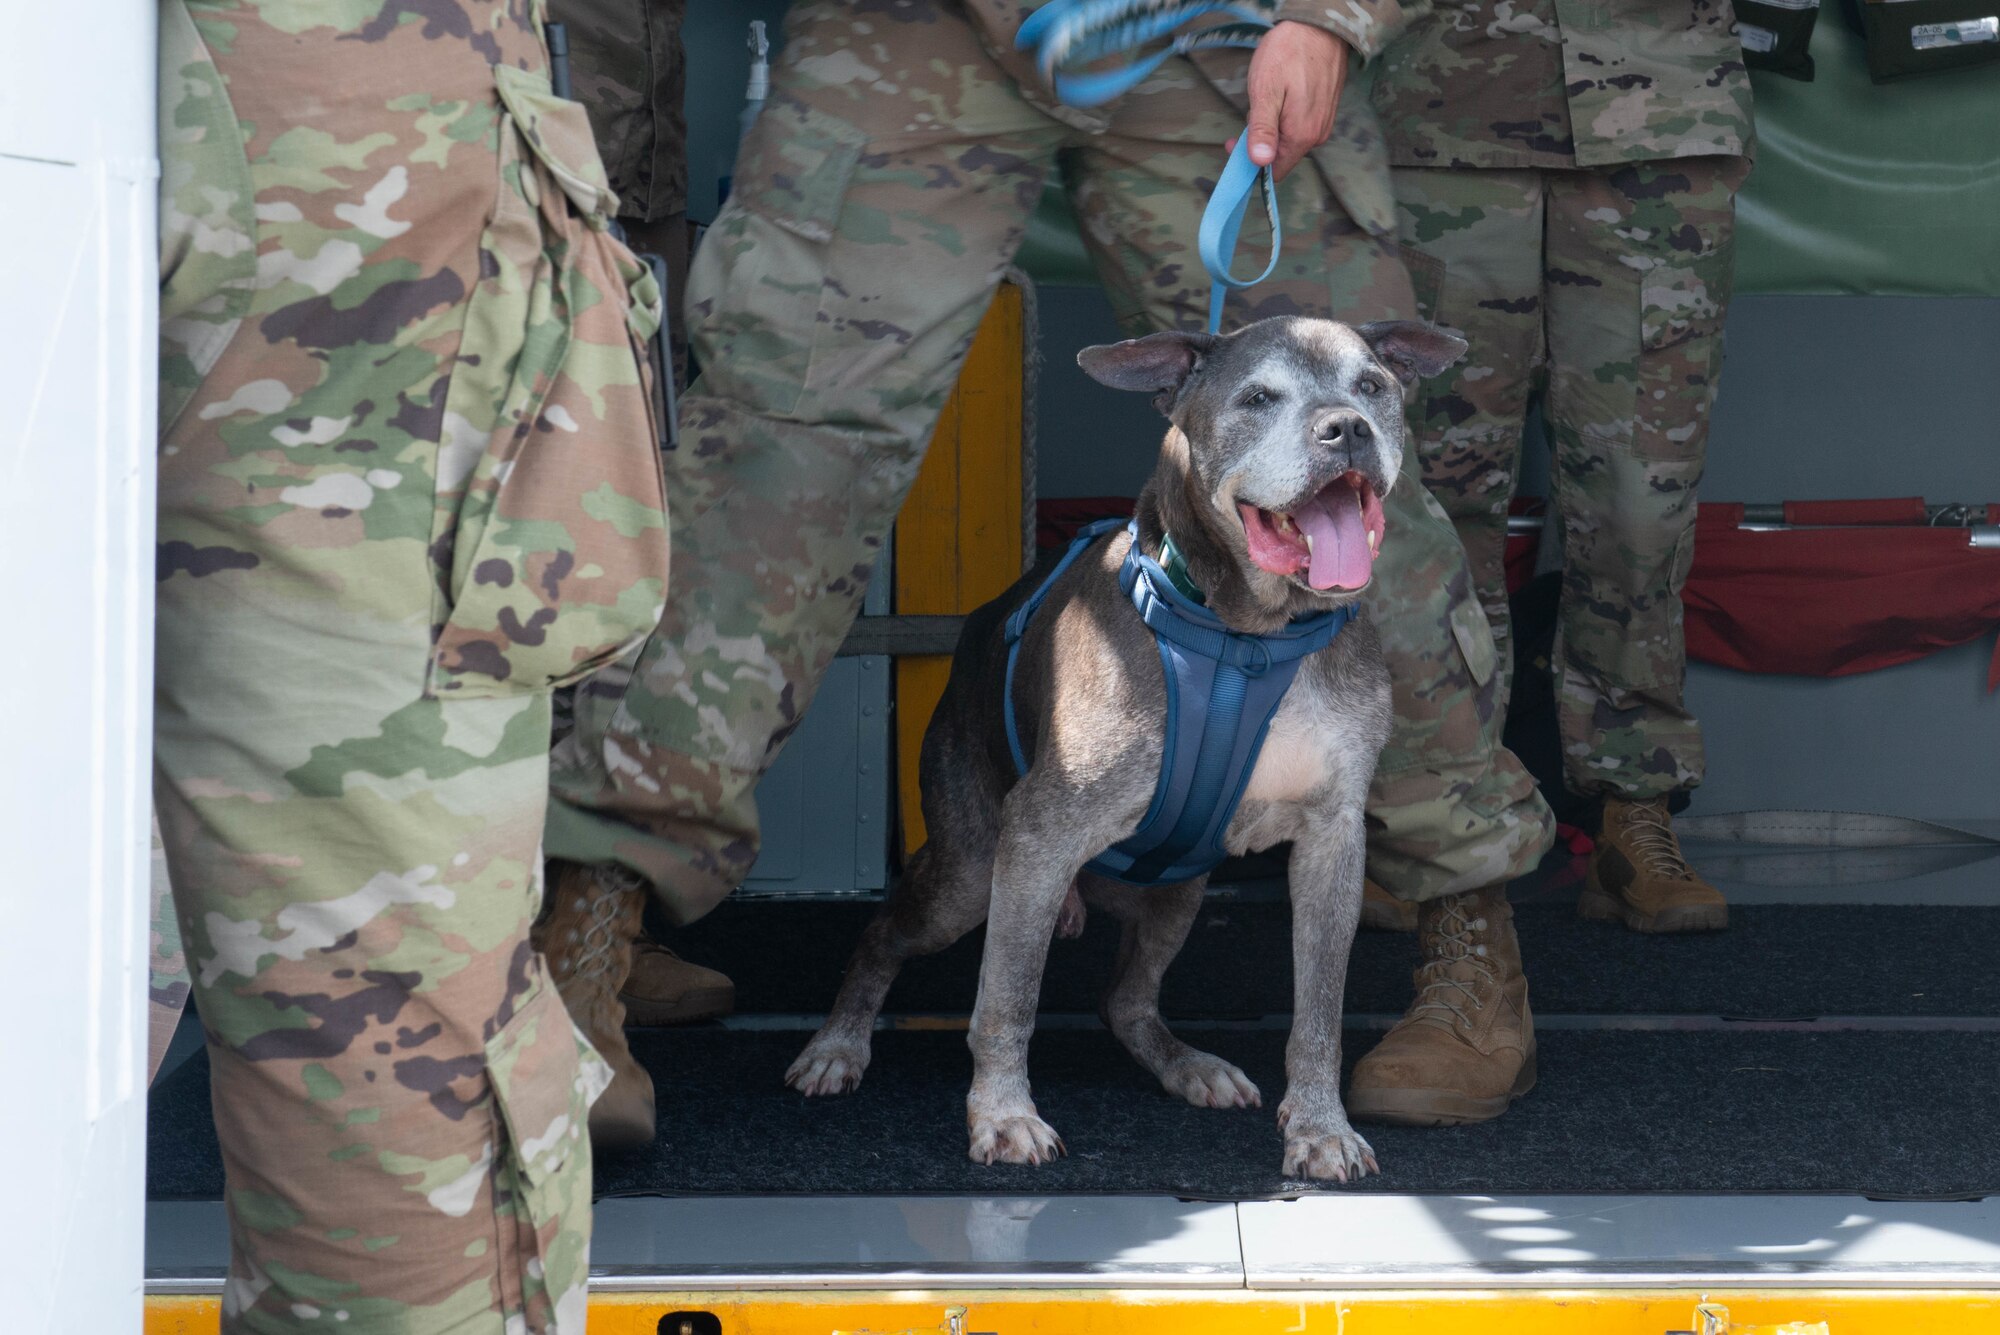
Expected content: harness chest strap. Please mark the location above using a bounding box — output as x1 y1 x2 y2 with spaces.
1004 521 1353 887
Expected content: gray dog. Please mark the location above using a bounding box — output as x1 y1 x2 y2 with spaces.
788 316 1467 1181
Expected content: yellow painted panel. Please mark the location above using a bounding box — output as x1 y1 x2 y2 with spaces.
897 396 964 622
895 656 952 851
894 282 1026 854
951 284 1026 611
149 1288 2000 1334
144 1295 220 1333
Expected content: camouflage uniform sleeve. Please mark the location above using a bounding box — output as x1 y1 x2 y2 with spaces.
1273 0 1431 62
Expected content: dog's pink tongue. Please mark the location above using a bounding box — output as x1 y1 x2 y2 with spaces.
1296 486 1371 591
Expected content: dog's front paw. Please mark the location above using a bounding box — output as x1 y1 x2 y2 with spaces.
1161 1050 1263 1110
1281 1125 1378 1182
1278 1098 1379 1182
967 1108 1066 1166
785 1031 871 1097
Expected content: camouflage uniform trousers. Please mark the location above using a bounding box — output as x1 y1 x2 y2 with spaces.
554 0 692 385
1391 159 1749 801
156 0 669 1327
149 815 190 1087
544 0 1555 908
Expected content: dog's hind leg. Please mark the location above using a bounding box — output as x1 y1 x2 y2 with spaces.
786 838 996 1096
1087 877 1262 1111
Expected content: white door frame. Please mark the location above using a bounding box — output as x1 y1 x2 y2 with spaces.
0 3 159 1327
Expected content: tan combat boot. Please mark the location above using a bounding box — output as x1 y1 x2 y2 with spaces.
1347 885 1536 1126
1360 876 1418 932
621 938 735 1026
1581 798 1729 933
534 860 656 1150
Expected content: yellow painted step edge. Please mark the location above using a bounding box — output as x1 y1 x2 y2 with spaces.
147 1287 2000 1334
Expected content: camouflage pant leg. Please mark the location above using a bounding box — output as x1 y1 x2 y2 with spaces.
157 2 666 1327
1543 159 1747 800
543 0 1062 918
149 813 193 1087
1393 160 1746 800
1390 167 1545 702
556 0 691 381
557 0 687 222
1071 77 1554 902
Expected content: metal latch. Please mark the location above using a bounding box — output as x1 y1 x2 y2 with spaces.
834 1307 994 1335
1667 1301 1830 1335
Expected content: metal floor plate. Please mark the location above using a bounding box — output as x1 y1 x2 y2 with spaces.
1237 1194 2000 1288
146 1193 2000 1292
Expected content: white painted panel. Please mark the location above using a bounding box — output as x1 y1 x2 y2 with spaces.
0 3 158 1329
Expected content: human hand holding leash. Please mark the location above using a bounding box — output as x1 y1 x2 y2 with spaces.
1238 21 1350 181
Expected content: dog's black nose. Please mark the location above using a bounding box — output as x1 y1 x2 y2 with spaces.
1315 412 1371 445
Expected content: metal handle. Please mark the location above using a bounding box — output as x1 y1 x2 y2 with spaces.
1509 507 1997 544
545 21 571 99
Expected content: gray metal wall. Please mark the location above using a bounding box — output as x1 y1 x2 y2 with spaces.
682 2 793 225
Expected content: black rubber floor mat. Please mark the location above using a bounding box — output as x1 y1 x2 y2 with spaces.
149 1027 2000 1201
670 898 2000 1020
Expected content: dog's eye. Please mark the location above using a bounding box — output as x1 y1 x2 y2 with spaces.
1241 388 1276 408
1358 376 1386 396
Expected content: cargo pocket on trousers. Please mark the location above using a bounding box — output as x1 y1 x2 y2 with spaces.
1449 591 1500 690
699 98 868 415
1630 280 1726 463
427 66 670 699
486 972 605 1244
1631 184 1738 463
1365 578 1504 783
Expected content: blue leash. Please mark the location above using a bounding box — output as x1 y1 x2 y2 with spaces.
1016 0 1282 332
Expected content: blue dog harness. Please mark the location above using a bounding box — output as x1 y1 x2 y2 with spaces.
1003 520 1354 886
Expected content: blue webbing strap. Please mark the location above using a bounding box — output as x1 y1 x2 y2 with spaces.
1198 134 1282 334
1111 526 1349 882
1003 518 1130 777
1116 641 1252 884
1016 0 1282 333
1005 520 1353 887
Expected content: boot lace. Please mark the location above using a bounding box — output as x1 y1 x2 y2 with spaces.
571 864 644 986
1408 899 1495 1031
1622 801 1696 880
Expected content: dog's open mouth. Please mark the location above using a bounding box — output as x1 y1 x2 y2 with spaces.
1236 471 1385 592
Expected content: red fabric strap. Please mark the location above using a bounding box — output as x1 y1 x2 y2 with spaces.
1782 497 1928 526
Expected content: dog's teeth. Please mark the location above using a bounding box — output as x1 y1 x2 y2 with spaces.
1368 530 1379 554
1304 532 1315 557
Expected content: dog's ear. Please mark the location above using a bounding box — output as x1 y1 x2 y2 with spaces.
1076 331 1218 403
1356 321 1467 386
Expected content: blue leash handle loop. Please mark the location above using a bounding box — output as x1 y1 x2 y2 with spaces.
1016 0 1281 332
1197 133 1281 332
